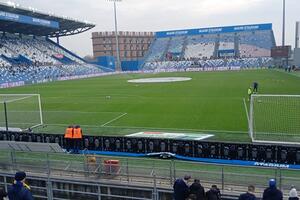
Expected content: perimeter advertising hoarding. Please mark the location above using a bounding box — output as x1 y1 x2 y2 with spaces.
155 23 272 38
0 11 59 29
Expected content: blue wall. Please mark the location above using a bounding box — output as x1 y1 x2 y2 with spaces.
92 56 115 71
121 60 139 71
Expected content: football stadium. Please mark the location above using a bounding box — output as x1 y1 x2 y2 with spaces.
0 0 300 199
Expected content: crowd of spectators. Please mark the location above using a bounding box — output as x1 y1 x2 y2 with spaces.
173 175 299 200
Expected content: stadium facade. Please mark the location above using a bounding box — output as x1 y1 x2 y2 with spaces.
92 31 154 61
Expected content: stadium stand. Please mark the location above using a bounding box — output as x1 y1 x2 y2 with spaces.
0 2 105 87
143 23 276 71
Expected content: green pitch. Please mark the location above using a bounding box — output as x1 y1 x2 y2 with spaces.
1 69 300 142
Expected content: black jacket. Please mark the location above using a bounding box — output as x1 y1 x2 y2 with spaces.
206 188 221 200
239 192 257 200
189 182 205 200
8 181 33 200
173 179 189 200
263 187 283 200
289 197 299 200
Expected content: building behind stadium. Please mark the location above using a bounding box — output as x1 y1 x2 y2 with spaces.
92 31 154 61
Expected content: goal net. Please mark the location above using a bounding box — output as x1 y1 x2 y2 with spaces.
249 94 300 145
0 94 43 131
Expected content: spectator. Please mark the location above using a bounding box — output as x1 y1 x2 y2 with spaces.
206 185 221 200
262 179 283 200
173 175 191 200
72 125 83 154
289 186 299 200
7 171 33 200
239 185 256 200
189 179 205 200
0 188 7 200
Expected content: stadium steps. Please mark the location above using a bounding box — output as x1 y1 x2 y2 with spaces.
213 36 219 58
180 36 188 60
161 37 172 61
46 38 87 64
234 35 240 57
139 37 157 68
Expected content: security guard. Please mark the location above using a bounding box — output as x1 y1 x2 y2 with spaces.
248 87 253 101
64 125 74 152
72 125 83 154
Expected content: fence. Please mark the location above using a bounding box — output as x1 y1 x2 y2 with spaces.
0 150 299 199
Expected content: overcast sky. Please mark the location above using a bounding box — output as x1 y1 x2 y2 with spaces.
1 0 299 57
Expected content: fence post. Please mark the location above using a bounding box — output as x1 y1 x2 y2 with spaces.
46 153 51 175
126 158 129 182
173 160 176 183
153 172 158 200
98 185 102 200
10 150 16 171
221 166 224 190
279 168 282 190
3 176 7 192
46 153 53 200
170 160 173 186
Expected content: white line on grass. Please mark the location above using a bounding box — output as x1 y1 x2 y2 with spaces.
37 123 247 134
1 96 34 103
43 110 124 114
100 113 128 127
243 98 250 123
103 125 248 134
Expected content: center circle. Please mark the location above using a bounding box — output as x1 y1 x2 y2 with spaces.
127 77 192 83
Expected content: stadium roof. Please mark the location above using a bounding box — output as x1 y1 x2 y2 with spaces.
0 1 95 37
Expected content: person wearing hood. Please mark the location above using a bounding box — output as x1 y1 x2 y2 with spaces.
289 186 299 200
206 185 221 200
7 171 33 200
262 179 283 200
173 175 191 200
239 185 256 200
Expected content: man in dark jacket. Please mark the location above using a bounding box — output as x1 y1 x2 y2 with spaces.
263 179 283 200
189 179 205 200
173 175 191 200
206 185 221 200
8 171 33 200
0 188 7 200
239 185 257 200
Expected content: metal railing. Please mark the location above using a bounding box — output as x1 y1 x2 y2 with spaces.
0 150 299 199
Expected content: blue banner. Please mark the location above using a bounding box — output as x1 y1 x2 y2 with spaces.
0 11 59 29
156 23 272 38
80 150 300 170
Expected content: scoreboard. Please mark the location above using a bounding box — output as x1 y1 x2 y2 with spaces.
271 46 291 58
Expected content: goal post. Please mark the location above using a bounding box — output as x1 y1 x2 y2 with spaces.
249 94 300 145
0 94 43 131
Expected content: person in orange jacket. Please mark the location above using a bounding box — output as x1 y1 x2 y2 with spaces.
73 125 83 154
64 125 74 153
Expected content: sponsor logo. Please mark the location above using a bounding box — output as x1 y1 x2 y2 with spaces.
254 162 290 168
126 132 214 141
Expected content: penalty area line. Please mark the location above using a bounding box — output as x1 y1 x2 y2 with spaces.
101 113 128 127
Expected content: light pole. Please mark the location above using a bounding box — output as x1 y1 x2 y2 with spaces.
282 0 286 47
108 0 122 71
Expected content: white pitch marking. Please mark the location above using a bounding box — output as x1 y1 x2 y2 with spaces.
100 113 128 127
243 98 250 123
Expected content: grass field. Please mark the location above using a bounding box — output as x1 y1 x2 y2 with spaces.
1 69 300 142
